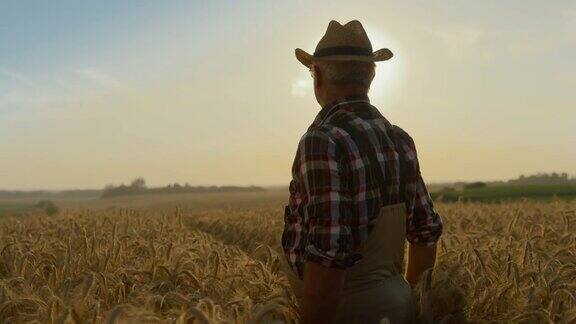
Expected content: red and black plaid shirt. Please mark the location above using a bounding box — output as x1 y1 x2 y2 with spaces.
282 94 443 278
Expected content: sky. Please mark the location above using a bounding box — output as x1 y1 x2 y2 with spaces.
1 0 575 190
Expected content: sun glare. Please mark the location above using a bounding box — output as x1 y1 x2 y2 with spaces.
290 25 404 105
363 25 405 108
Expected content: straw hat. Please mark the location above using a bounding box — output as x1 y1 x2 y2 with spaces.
295 20 393 68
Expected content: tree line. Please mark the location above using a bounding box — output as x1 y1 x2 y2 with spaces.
100 178 264 198
506 172 575 185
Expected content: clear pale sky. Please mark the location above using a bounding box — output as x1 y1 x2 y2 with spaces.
1 0 575 190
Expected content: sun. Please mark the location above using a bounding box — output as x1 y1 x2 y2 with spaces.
363 25 406 108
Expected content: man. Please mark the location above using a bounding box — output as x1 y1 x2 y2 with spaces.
281 20 443 324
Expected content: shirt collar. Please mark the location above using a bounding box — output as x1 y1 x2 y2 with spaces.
311 94 370 127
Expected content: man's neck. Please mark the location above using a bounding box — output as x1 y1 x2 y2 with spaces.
318 87 369 107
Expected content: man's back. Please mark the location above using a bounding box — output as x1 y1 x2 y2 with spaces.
282 94 443 279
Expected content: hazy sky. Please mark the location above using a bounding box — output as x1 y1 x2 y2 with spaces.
1 0 575 190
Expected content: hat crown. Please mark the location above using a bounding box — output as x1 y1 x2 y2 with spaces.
294 20 393 68
315 20 373 53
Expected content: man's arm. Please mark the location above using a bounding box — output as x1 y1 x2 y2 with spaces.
295 129 353 323
403 131 443 287
405 243 437 288
300 262 346 324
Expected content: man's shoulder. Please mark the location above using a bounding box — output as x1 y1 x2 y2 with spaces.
298 126 337 149
391 125 416 147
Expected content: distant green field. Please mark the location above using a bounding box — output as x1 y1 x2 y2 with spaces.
0 201 35 217
431 184 576 202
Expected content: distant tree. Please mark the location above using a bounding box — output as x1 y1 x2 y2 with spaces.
464 182 487 190
35 200 59 216
130 178 147 189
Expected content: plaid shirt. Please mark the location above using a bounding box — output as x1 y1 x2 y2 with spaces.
281 94 443 278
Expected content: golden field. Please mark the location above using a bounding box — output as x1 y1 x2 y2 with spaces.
0 191 575 323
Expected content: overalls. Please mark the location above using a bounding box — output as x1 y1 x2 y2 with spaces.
281 202 414 324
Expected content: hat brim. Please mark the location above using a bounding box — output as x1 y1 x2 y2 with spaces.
295 48 393 68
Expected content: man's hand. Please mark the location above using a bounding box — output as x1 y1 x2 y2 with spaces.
405 243 437 288
300 261 346 324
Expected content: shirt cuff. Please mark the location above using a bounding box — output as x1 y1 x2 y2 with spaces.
406 229 443 246
304 245 361 269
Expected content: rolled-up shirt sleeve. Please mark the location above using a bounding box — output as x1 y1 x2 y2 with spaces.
297 129 355 269
406 174 443 245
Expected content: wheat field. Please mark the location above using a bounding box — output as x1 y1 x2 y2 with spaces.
0 192 575 323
